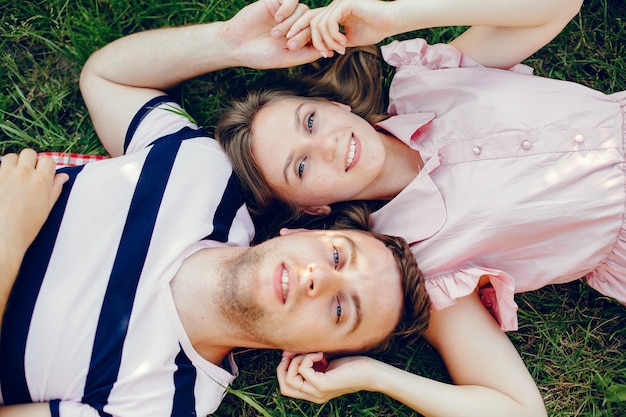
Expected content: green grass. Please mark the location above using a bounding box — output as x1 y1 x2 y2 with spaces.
2 0 625 416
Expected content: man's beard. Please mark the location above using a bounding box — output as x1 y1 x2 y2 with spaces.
216 244 277 348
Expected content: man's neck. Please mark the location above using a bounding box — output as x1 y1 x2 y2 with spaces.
170 246 249 365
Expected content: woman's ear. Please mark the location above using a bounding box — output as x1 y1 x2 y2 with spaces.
330 101 351 112
279 228 310 236
301 205 332 216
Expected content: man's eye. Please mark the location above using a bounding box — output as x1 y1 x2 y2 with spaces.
297 158 306 178
307 113 315 132
335 295 342 323
332 247 339 269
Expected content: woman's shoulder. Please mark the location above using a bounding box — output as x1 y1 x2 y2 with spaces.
381 37 532 74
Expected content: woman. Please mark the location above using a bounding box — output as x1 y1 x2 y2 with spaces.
216 0 626 415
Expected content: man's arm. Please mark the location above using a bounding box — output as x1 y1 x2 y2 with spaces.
0 150 67 330
0 403 51 417
80 0 321 157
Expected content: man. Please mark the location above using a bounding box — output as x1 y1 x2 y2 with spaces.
0 1 429 416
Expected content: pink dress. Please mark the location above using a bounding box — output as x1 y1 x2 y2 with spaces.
372 38 626 330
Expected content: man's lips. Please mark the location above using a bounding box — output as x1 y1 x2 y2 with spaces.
274 264 289 304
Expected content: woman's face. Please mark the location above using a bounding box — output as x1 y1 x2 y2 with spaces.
250 97 386 214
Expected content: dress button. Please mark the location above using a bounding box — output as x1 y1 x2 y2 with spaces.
521 140 532 150
574 134 584 143
472 146 482 155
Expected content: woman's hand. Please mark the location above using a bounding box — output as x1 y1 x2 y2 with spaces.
285 0 396 57
223 0 321 69
277 351 377 403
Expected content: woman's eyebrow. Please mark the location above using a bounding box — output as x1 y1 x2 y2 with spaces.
282 102 308 184
283 151 294 183
294 102 305 131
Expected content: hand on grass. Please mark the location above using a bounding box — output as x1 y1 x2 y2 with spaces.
277 351 376 403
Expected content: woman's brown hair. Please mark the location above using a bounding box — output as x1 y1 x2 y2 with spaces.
216 45 388 241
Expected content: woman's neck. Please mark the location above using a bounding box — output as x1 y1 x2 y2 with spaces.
373 132 423 200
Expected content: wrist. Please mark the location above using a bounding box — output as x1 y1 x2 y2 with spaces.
217 20 246 69
191 22 240 71
366 359 397 395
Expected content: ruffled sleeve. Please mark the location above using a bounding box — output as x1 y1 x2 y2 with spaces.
425 267 519 331
381 38 533 74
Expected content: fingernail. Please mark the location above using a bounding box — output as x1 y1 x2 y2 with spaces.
276 14 285 23
271 29 282 39
320 51 328 58
288 40 299 50
286 30 293 38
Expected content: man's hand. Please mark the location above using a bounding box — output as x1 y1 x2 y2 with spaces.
222 0 321 69
0 149 68 325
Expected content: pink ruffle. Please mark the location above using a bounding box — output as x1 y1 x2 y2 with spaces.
381 38 534 75
587 91 626 305
425 267 519 331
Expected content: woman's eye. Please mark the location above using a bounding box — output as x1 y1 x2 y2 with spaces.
335 295 342 323
297 158 306 178
307 113 315 132
332 247 339 269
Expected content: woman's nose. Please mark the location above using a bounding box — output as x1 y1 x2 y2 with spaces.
310 135 335 163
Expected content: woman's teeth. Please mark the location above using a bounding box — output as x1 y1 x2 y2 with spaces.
346 137 356 170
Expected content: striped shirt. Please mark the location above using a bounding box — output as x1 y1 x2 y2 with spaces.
0 97 255 416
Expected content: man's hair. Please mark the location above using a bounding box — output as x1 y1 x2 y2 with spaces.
366 230 430 356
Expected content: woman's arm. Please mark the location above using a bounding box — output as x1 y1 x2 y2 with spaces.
278 292 546 417
288 0 582 69
79 0 320 156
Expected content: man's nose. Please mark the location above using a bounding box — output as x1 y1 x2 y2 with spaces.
303 263 339 297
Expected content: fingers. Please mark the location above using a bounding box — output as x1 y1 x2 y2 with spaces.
0 150 67 208
271 3 313 50
33 153 56 177
50 173 69 207
309 6 347 56
277 352 325 401
277 353 305 396
1 149 50 176
273 0 299 23
16 148 39 167
281 9 319 51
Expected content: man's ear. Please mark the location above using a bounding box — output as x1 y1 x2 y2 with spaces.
330 101 351 112
301 205 332 216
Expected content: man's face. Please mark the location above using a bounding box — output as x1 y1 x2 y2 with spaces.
217 229 403 354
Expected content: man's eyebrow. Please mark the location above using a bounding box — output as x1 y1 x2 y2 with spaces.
342 234 358 267
339 233 361 335
282 103 306 184
348 290 362 335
